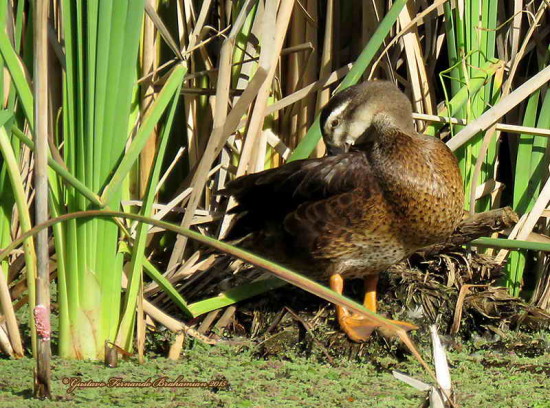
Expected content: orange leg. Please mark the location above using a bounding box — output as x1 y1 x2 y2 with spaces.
329 274 418 342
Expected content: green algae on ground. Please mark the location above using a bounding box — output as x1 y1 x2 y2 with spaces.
0 345 548 408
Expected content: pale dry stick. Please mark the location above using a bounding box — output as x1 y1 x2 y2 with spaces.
236 63 352 130
0 265 23 357
164 43 270 243
299 0 319 157
510 0 524 61
398 5 423 115
216 4 269 193
217 13 262 195
143 299 217 345
266 130 292 160
123 191 193 236
468 122 499 216
182 0 212 169
184 26 233 59
145 251 201 294
413 112 550 137
178 0 206 174
175 0 188 47
167 0 260 272
168 332 185 360
364 0 395 82
154 147 186 196
447 64 550 151
225 130 293 163
502 0 548 97
509 174 550 242
136 23 230 86
295 0 316 25
137 58 177 85
285 1 306 149
152 188 193 221
398 2 434 120
0 325 14 357
368 0 449 80
183 0 213 55
475 179 504 200
218 3 267 186
198 310 221 334
122 200 183 213
495 214 528 264
218 0 296 238
183 94 199 170
172 254 217 283
140 0 160 196
315 0 333 111
251 130 268 173
313 0 333 158
144 2 183 60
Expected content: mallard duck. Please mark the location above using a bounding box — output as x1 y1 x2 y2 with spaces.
223 81 464 341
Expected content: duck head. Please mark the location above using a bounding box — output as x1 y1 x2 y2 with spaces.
320 81 415 154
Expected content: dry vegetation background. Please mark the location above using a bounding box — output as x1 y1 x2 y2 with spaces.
0 0 549 362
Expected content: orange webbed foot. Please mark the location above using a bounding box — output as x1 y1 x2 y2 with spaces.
330 273 418 342
339 310 418 342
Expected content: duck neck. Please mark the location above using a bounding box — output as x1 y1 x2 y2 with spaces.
372 112 415 134
356 114 415 160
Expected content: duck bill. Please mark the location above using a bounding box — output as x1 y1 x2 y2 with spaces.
326 143 351 155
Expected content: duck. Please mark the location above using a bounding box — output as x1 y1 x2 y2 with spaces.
223 81 464 341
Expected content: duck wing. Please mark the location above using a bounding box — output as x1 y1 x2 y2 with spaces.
222 152 385 258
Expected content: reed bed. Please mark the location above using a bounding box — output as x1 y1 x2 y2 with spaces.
0 0 548 368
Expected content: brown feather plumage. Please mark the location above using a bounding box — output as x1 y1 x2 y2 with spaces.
223 81 464 283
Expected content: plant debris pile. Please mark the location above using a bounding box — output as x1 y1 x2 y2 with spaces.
157 246 550 358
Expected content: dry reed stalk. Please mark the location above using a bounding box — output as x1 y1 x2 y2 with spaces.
0 325 14 357
168 332 185 360
182 0 213 171
218 0 296 237
0 265 23 357
143 299 216 345
299 0 318 152
313 0 333 158
368 0 448 80
235 63 352 130
413 113 550 137
140 0 160 195
511 178 550 244
284 2 304 150
236 0 298 166
398 1 433 122
447 65 550 151
168 0 260 271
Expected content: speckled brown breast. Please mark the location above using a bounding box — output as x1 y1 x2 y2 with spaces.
223 126 464 282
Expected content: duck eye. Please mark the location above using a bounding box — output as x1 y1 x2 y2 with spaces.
330 119 340 129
